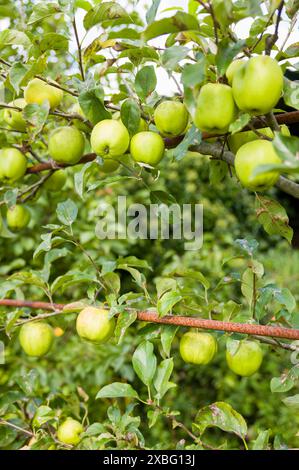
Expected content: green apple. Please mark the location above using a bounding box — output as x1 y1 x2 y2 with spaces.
98 159 120 173
0 148 27 182
226 60 246 86
232 55 283 115
24 78 63 109
19 321 54 357
4 98 27 131
194 83 236 134
76 307 115 343
57 418 83 446
130 131 165 166
91 119 130 160
179 331 218 365
226 340 263 377
137 118 148 132
154 100 189 137
48 127 85 164
44 170 67 191
235 140 281 191
228 124 290 154
7 205 31 230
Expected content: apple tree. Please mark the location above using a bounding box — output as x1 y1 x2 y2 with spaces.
0 0 299 450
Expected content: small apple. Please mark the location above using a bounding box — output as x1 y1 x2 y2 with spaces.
226 60 246 86
235 140 281 191
154 100 189 137
44 170 67 191
137 118 148 132
179 331 218 365
98 159 120 173
90 120 130 161
228 124 290 154
0 148 27 182
232 55 283 115
4 98 27 131
226 340 263 377
7 205 31 230
194 83 236 134
130 131 165 166
57 418 83 446
19 321 54 357
76 307 115 343
24 78 63 109
48 127 85 164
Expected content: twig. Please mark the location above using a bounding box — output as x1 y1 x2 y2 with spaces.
265 1 284 55
0 419 34 437
73 18 85 81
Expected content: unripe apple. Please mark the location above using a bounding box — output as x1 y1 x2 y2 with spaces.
98 159 120 173
232 55 283 115
154 101 189 137
7 205 31 230
48 127 85 164
194 83 236 134
179 331 218 365
57 418 83 445
226 340 263 376
0 148 27 182
226 60 246 86
137 118 148 132
4 98 27 131
228 124 290 154
91 120 130 161
19 321 54 357
130 131 165 166
235 140 281 191
24 78 63 109
76 307 115 343
44 170 67 191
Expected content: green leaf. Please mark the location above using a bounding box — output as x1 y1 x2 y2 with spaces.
251 430 270 450
271 376 295 393
283 78 299 110
28 2 62 25
170 125 202 161
193 401 247 440
209 159 228 185
0 29 30 47
32 406 56 428
9 63 28 95
161 325 178 358
96 382 139 399
182 59 206 89
146 0 161 24
51 271 96 294
38 33 69 53
56 199 78 226
23 102 49 138
84 1 127 30
154 358 175 400
115 311 137 344
216 39 246 75
143 11 199 41
79 88 111 125
161 45 189 71
121 99 141 135
135 66 157 100
282 394 299 410
157 291 182 317
9 271 47 291
255 195 293 244
132 341 157 387
272 133 299 169
229 113 251 135
74 161 95 199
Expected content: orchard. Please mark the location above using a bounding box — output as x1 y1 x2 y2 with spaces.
0 0 299 453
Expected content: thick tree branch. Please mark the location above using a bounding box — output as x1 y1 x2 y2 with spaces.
0 298 299 341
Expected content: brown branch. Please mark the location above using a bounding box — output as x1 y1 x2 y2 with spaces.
0 298 299 340
265 1 284 55
73 18 85 81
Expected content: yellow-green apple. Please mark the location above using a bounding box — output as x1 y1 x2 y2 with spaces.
76 307 115 343
228 124 290 154
226 59 246 85
24 78 63 109
48 127 85 164
130 131 165 166
226 340 263 376
154 100 189 136
4 98 27 131
235 140 282 191
194 83 236 133
7 205 31 230
90 120 130 161
19 321 54 356
232 55 283 115
180 331 218 365
44 170 67 191
98 159 120 173
57 418 83 445
0 148 27 182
